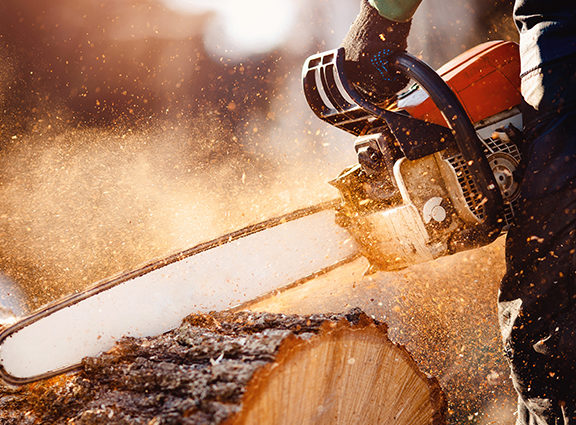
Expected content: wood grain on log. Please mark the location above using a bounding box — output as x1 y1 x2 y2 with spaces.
0 309 446 425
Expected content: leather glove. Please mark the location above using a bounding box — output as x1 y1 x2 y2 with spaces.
341 0 412 102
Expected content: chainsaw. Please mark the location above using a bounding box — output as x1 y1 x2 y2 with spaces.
0 40 522 385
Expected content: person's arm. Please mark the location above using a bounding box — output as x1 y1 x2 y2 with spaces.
368 0 422 22
341 0 423 101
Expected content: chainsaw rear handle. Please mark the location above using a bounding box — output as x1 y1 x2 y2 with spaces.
303 48 504 248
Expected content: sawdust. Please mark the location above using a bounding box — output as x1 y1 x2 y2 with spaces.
249 238 516 424
0 116 343 310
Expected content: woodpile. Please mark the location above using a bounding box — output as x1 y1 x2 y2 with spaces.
0 309 446 424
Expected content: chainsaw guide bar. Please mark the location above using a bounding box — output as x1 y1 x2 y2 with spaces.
0 200 358 385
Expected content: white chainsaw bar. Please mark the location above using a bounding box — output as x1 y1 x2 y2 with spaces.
0 200 359 385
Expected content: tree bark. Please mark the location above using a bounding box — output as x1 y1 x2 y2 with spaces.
0 309 446 425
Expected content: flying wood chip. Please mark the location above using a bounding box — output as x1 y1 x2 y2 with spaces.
0 309 446 425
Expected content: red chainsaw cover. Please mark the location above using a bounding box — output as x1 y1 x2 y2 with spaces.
400 40 521 125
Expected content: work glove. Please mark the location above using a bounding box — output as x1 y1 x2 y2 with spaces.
341 0 412 102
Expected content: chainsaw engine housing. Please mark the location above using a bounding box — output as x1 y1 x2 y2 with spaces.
303 41 522 270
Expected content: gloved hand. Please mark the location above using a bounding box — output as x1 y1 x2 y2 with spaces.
341 0 412 102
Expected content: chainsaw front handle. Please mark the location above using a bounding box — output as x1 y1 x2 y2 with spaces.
393 52 504 249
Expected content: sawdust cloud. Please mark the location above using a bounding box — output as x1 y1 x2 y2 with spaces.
0 116 342 311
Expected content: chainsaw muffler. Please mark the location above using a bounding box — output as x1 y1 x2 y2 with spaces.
303 41 523 270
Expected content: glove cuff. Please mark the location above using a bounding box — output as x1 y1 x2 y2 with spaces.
368 0 422 22
343 0 411 63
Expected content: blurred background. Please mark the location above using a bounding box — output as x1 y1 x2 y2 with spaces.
0 0 518 422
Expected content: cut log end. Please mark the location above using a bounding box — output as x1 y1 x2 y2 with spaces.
0 309 446 425
230 314 446 425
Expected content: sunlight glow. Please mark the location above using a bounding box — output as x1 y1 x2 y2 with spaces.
163 0 297 59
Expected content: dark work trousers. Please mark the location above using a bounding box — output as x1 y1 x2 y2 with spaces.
499 57 576 425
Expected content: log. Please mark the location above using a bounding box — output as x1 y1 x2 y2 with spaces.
0 309 446 425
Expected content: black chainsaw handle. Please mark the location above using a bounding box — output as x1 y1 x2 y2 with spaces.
395 53 504 248
344 51 504 248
